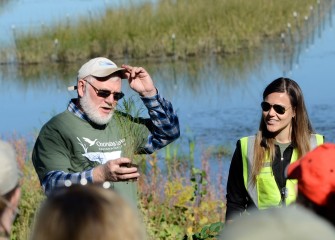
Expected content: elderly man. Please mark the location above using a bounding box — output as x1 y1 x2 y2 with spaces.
32 57 180 203
0 140 21 239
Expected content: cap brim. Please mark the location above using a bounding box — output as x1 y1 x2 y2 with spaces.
91 68 126 78
286 160 302 179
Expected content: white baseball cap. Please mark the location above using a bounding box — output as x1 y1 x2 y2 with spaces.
0 140 20 195
78 57 125 79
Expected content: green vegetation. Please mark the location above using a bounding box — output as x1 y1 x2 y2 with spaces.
138 153 226 239
1 0 329 64
6 135 228 240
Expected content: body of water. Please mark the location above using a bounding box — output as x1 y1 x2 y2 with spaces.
1 0 335 186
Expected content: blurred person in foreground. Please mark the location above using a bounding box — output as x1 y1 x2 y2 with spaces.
225 77 324 221
32 57 180 204
286 142 335 226
220 205 335 240
0 140 21 239
30 183 146 240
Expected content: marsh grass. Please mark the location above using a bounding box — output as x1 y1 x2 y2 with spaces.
6 132 227 240
4 0 329 64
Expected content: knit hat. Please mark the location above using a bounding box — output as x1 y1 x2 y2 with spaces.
77 57 125 79
286 143 335 206
0 140 20 195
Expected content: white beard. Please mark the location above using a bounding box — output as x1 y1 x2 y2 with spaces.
79 90 114 125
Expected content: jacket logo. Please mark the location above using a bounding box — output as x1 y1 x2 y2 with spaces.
77 137 97 153
82 137 97 146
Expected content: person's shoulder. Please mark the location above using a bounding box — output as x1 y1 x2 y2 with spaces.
43 111 70 124
39 110 77 132
311 133 324 138
238 135 256 142
310 133 325 145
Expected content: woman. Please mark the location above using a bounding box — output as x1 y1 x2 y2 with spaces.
30 184 146 240
225 77 324 221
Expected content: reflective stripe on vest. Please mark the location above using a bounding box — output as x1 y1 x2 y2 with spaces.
241 134 324 209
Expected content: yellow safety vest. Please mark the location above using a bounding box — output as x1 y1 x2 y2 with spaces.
240 134 324 209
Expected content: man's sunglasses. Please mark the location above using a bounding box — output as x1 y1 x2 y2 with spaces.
84 80 124 100
261 101 291 115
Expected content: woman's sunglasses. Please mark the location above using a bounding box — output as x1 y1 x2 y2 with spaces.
85 80 124 100
261 101 291 115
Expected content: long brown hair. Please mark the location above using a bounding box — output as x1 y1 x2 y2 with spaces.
251 77 314 184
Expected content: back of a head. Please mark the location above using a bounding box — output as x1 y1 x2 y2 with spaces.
220 206 335 240
30 184 146 240
0 140 20 197
0 140 21 238
287 143 335 225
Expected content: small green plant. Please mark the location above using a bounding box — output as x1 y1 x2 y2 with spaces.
188 222 225 240
114 96 148 163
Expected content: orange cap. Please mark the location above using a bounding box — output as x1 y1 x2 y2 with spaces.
286 143 335 206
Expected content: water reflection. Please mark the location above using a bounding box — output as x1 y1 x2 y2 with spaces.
281 0 334 76
2 44 281 94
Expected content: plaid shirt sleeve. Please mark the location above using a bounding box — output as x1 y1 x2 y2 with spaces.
42 169 94 196
141 91 180 153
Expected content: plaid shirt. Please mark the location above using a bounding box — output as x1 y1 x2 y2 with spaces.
42 92 179 195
